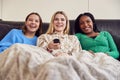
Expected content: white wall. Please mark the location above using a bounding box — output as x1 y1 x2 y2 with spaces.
1 0 88 22
0 0 120 22
89 0 120 19
0 0 2 19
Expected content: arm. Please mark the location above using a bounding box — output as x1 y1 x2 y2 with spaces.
70 36 82 56
37 34 61 56
0 29 17 53
105 31 119 59
37 34 48 48
37 34 60 49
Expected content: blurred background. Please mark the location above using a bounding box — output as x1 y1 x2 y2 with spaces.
0 0 120 22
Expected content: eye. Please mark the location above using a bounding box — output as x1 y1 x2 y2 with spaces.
86 20 91 23
28 18 33 21
54 18 59 21
61 18 65 21
35 20 39 23
80 21 84 25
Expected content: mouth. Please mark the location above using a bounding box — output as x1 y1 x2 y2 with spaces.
56 24 65 27
83 27 90 31
30 24 37 28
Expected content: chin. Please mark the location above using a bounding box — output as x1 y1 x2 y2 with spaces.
84 31 91 34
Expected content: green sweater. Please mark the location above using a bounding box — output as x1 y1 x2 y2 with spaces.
75 31 119 59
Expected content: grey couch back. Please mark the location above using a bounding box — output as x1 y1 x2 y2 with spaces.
0 20 120 60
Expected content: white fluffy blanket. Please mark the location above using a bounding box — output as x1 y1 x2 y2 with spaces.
35 50 120 80
0 44 120 80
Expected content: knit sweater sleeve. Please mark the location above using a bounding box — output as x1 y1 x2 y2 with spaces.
36 34 48 48
104 31 119 59
0 29 17 53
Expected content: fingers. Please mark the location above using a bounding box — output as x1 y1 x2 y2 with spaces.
48 41 61 50
53 43 61 49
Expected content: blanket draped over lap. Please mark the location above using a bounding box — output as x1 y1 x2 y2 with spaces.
0 44 120 80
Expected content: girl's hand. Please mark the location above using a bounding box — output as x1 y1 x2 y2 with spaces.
48 41 61 50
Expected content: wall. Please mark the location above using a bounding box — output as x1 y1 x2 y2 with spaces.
0 0 120 22
89 0 120 19
0 0 88 22
0 0 2 20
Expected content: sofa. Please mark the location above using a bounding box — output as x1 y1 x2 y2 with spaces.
0 19 120 60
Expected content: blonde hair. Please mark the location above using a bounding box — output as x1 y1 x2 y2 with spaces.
46 11 70 34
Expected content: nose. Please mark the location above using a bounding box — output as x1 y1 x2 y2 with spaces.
57 20 62 23
31 20 36 24
84 22 88 27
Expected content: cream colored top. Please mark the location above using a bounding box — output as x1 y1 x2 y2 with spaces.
37 33 82 55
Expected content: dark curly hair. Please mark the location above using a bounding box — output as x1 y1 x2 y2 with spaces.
74 12 99 34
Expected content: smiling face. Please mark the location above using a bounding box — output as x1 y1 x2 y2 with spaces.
25 14 40 34
79 15 94 34
53 13 66 34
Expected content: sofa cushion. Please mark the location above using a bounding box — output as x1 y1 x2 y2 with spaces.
0 23 21 40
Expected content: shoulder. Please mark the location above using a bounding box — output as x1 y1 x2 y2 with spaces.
38 34 51 39
100 31 112 35
11 29 21 31
9 29 22 33
75 33 81 36
68 35 78 41
38 34 49 37
6 29 22 36
75 33 85 39
75 33 84 36
100 31 110 34
68 35 77 38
